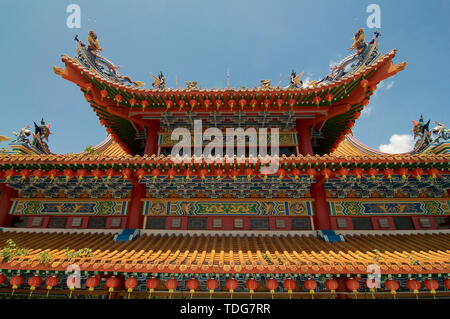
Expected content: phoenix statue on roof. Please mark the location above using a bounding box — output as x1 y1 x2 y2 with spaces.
411 115 449 153
11 119 52 155
74 31 145 88
320 29 382 83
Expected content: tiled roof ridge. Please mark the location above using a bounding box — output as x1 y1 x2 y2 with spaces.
60 49 397 94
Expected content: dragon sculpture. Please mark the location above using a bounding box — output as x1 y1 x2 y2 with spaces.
411 115 449 153
11 119 52 154
287 28 382 89
75 31 145 88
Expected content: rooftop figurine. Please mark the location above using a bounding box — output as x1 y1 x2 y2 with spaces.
74 31 145 88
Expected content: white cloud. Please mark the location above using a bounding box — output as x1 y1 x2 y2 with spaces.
379 134 414 153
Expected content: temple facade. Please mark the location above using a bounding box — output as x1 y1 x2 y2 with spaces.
0 29 449 299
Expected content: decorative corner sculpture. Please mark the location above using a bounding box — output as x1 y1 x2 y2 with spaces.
411 115 449 154
10 119 52 155
74 31 145 88
151 72 166 89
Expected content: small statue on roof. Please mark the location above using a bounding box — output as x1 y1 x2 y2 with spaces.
151 72 166 89
259 79 272 89
185 81 198 90
12 125 32 145
411 115 432 152
74 31 145 88
32 119 52 154
431 121 449 142
288 70 304 88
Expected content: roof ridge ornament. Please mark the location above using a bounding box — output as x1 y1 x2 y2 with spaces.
74 31 145 88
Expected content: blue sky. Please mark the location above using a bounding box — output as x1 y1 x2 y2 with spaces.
0 0 449 154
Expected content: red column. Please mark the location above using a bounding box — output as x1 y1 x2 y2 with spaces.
126 183 146 229
310 176 332 230
296 119 313 155
0 184 18 227
144 120 160 156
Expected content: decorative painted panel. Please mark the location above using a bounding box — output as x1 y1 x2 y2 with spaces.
328 200 450 216
143 200 314 216
9 200 129 216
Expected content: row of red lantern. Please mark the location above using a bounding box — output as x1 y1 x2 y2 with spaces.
100 93 339 111
1 167 442 182
1 274 448 298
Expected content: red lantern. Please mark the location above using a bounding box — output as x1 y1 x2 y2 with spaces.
0 274 6 285
325 279 339 293
121 168 133 180
321 168 332 180
239 99 247 110
151 169 161 182
136 168 147 181
206 278 219 298
190 99 197 110
406 279 421 298
360 79 369 89
186 278 199 298
167 168 177 179
427 168 440 179
125 277 138 299
165 278 178 299
10 275 24 296
291 169 300 180
226 278 238 298
100 89 108 100
114 94 123 105
215 99 222 110
215 169 224 180
230 168 239 181
199 168 208 180
28 275 42 297
384 279 400 298
313 96 322 105
263 99 271 109
228 99 236 110
203 99 211 109
304 279 317 298
412 168 424 181
165 100 174 110
184 169 195 180
424 279 439 296
146 278 159 299
45 275 59 297
106 276 120 300
19 169 30 180
444 278 450 290
246 279 258 298
129 98 137 107
288 98 296 107
31 169 44 180
325 93 334 102
345 278 360 298
265 278 278 299
86 276 100 292
306 168 317 179
244 168 254 180
283 279 296 298
139 99 149 109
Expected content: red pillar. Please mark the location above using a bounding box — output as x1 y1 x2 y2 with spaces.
126 183 146 229
310 176 332 230
144 120 160 156
296 119 313 155
0 184 18 227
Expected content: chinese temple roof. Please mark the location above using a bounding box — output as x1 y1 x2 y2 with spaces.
1 229 449 275
54 45 406 155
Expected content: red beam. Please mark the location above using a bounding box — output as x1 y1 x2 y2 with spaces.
0 184 18 227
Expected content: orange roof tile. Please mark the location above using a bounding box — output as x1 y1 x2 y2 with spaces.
1 230 449 275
